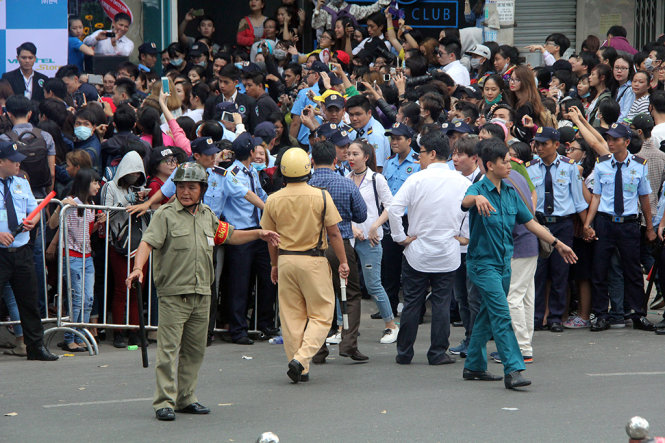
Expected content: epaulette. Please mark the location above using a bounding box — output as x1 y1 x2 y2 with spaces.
346 127 355 133
388 153 397 160
597 154 612 163
367 128 374 135
411 152 420 160
632 154 648 165
212 166 227 176
231 166 240 176
560 156 576 165
524 158 540 168
511 156 523 165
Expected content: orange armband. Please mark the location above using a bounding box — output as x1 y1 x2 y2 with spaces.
214 221 231 245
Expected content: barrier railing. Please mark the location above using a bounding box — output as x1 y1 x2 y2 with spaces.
39 203 270 356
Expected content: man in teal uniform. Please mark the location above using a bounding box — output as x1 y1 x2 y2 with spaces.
461 139 577 389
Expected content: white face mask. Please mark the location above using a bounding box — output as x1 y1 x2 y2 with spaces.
470 58 481 69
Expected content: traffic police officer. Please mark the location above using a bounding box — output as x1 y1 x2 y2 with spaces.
381 122 420 315
526 127 588 332
583 123 657 332
260 148 349 383
0 140 58 361
126 162 278 421
222 132 276 344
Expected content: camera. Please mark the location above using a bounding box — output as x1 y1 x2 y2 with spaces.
406 73 432 88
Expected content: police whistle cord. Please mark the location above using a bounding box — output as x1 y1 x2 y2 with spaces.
339 277 349 330
133 281 149 368
643 241 664 313
11 190 56 237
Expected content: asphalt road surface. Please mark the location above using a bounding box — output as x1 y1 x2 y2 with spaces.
1 300 663 442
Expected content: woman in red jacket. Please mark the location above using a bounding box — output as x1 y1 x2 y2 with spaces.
237 0 268 48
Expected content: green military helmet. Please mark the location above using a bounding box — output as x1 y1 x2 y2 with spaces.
172 162 208 183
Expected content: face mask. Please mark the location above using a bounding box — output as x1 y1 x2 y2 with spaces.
196 60 207 68
252 162 267 171
234 62 244 70
485 93 502 106
74 126 92 141
255 61 266 71
580 92 590 98
274 49 287 60
645 58 654 70
470 58 481 69
171 58 184 66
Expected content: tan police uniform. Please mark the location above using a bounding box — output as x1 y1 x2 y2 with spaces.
260 182 341 376
141 197 234 411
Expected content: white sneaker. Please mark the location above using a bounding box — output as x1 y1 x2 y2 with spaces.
326 332 342 344
397 303 404 314
380 327 399 344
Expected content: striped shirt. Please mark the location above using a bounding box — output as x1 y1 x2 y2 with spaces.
626 95 650 121
66 197 94 256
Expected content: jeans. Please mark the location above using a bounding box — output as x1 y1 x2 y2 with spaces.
65 256 95 344
2 284 23 337
355 239 394 321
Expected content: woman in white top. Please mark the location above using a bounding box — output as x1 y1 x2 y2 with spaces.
626 70 651 121
347 140 399 344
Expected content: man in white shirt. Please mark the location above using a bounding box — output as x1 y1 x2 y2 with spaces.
437 38 470 87
84 12 134 57
649 91 665 148
388 131 471 365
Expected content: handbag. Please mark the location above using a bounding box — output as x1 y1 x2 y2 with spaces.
504 176 553 259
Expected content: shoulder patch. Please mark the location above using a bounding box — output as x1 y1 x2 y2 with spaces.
525 158 540 168
597 154 612 163
367 128 373 135
560 156 576 164
212 166 227 177
411 152 420 160
511 156 524 165
231 166 240 176
632 154 648 165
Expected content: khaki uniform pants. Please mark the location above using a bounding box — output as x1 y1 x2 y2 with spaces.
507 256 538 356
278 255 334 374
153 294 210 411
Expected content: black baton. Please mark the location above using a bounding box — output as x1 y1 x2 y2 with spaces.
134 281 149 368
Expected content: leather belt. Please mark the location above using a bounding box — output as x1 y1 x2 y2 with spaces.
599 212 639 223
279 248 325 257
536 213 573 224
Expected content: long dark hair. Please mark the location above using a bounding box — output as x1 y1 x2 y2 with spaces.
137 106 163 147
350 139 377 172
71 168 101 216
266 112 291 149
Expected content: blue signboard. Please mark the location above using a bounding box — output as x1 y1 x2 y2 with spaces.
350 0 460 29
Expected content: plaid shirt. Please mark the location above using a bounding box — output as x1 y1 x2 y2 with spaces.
309 168 367 239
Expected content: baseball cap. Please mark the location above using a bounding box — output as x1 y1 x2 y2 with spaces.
558 126 577 144
189 42 209 58
191 137 220 156
241 62 262 75
631 113 655 132
533 127 560 142
0 140 25 162
329 129 352 147
323 92 345 109
385 122 414 138
442 121 473 135
606 122 632 139
254 122 276 142
315 122 341 138
465 44 491 59
231 132 259 156
216 101 238 114
310 60 330 73
138 42 159 55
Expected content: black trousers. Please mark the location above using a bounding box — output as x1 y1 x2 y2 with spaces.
591 216 645 318
0 246 44 348
223 238 276 340
534 218 574 324
381 220 407 316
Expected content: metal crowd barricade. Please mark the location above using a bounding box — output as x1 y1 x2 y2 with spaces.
0 198 64 338
44 203 272 356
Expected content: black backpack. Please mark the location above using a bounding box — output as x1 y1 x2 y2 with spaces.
6 129 51 190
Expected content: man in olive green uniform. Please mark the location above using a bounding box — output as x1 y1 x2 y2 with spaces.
126 162 279 421
260 148 350 383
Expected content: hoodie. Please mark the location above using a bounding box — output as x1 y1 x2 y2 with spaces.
101 151 147 241
602 36 638 56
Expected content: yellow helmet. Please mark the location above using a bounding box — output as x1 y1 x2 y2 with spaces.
280 147 311 178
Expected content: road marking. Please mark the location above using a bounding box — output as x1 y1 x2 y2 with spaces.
43 397 152 408
586 371 665 377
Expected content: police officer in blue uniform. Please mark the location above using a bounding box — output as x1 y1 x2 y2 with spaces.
346 95 391 172
310 123 353 177
0 140 58 361
583 123 656 332
381 123 420 315
526 127 588 332
221 132 277 344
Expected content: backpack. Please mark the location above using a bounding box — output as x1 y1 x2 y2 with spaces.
6 129 50 189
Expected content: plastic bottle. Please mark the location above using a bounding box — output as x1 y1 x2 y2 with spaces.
268 336 283 344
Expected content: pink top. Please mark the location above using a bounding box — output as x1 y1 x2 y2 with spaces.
140 119 191 155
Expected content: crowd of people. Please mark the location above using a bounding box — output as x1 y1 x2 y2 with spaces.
1 0 665 393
